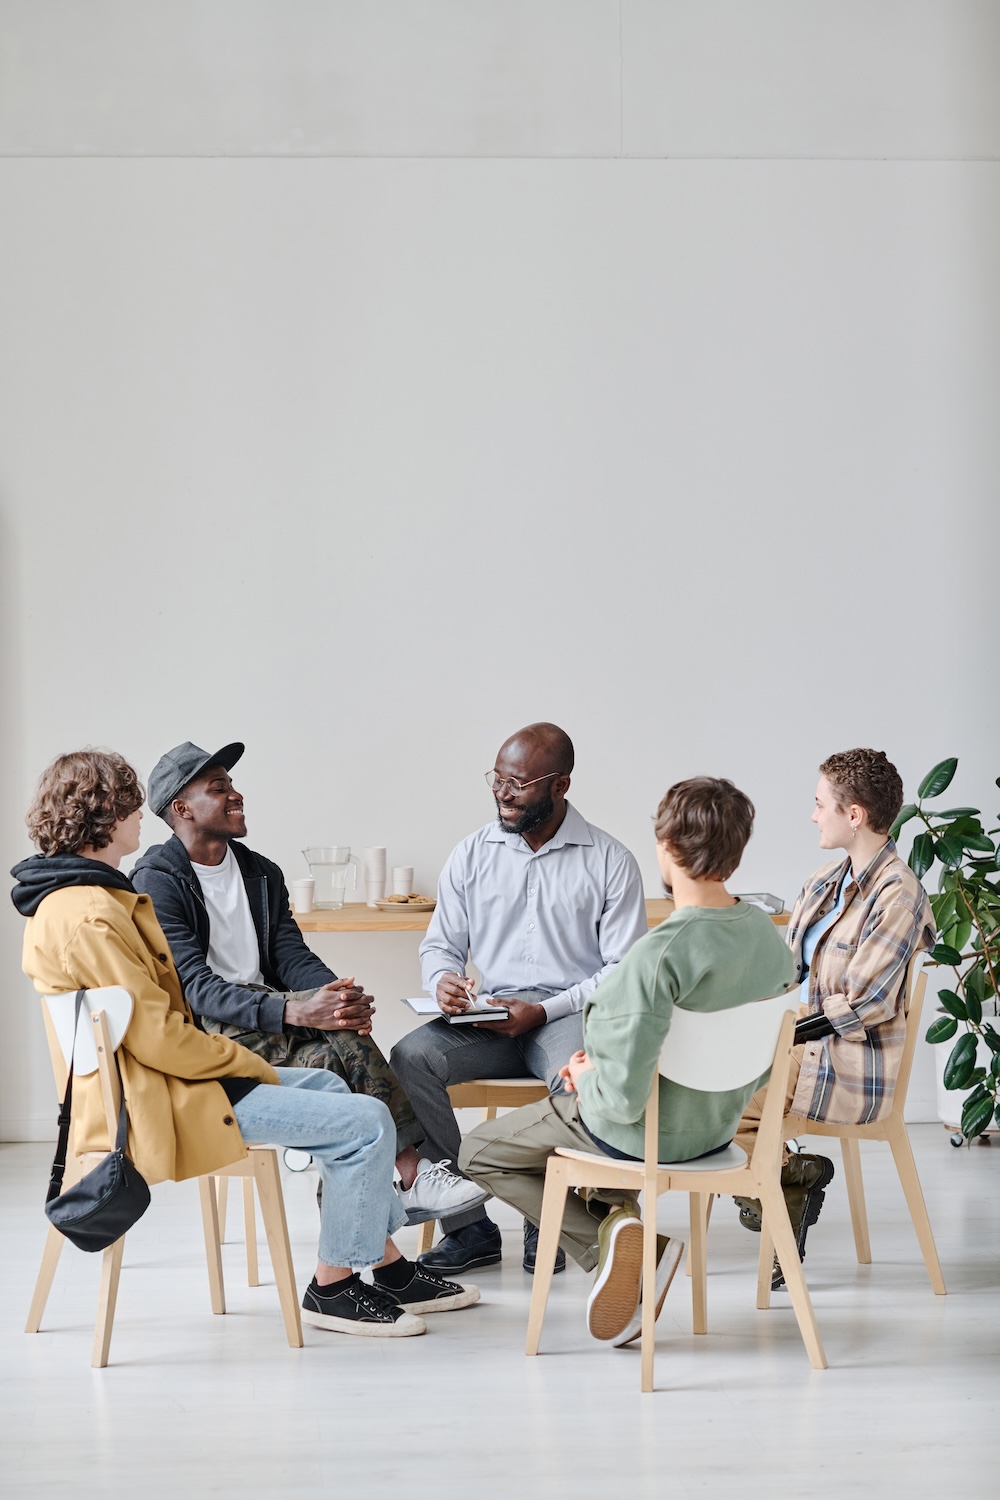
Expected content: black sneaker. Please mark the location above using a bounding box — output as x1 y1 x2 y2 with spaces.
373 1263 481 1314
301 1275 426 1337
417 1218 502 1273
522 1219 566 1275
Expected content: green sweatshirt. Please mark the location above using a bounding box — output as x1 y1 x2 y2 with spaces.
577 901 795 1163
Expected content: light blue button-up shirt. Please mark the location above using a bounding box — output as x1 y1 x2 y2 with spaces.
419 802 647 1022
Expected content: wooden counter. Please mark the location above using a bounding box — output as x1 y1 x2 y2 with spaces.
294 898 789 934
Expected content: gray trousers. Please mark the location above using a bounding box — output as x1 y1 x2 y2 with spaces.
388 993 584 1233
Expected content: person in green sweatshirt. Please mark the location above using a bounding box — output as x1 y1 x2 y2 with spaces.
459 775 794 1346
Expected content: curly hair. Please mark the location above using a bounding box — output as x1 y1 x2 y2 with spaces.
654 777 755 881
26 750 145 856
819 748 903 835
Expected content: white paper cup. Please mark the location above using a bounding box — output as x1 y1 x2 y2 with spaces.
366 877 386 908
364 846 387 876
291 879 315 914
391 866 414 896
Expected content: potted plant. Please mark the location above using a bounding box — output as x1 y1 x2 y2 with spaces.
892 758 1000 1141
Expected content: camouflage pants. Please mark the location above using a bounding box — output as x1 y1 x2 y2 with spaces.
206 989 423 1156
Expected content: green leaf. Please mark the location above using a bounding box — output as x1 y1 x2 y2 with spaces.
961 1093 995 1140
926 1015 958 1044
943 1032 978 1089
931 943 964 966
965 967 986 1005
936 808 981 818
909 833 935 880
963 834 995 854
942 918 973 954
982 1024 1000 1054
937 989 967 1020
935 836 965 869
919 758 958 799
991 1052 1000 1079
930 892 958 931
889 804 918 840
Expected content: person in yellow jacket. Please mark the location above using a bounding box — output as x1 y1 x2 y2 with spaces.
12 749 480 1338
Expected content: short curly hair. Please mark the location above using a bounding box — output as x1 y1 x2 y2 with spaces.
819 748 903 835
26 750 145 856
654 777 755 881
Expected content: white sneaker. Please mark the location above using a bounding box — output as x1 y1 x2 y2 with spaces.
611 1235 684 1348
396 1159 490 1225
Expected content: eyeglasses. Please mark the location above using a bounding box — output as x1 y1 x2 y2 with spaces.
484 770 563 796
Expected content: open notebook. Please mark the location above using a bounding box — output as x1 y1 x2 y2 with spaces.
401 996 510 1026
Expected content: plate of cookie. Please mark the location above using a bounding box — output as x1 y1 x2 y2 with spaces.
375 895 437 913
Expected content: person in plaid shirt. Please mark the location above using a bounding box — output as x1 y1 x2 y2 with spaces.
734 748 935 1286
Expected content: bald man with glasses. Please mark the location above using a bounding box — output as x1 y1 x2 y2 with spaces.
390 723 646 1275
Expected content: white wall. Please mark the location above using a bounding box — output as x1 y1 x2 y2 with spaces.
2 4 998 1137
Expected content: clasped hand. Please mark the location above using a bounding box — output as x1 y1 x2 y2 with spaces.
284 977 375 1034
558 1049 595 1093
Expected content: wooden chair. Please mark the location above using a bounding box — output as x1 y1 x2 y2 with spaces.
414 1079 549 1254
526 996 827 1392
25 989 302 1366
781 955 946 1295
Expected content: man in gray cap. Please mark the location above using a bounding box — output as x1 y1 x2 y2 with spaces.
132 741 486 1224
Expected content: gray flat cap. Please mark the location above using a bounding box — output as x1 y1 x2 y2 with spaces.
148 741 245 818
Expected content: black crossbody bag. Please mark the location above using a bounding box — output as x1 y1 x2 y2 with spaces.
44 991 151 1252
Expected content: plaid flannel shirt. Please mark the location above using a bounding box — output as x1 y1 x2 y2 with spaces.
788 841 935 1125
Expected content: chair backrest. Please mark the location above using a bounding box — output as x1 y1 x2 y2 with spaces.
43 988 133 1076
658 991 799 1093
888 953 927 1112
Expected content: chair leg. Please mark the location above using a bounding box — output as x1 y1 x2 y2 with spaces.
416 1221 436 1256
756 1211 774 1310
886 1121 947 1295
242 1177 259 1286
685 1193 714 1277
215 1176 230 1242
252 1152 303 1348
688 1192 708 1336
840 1137 871 1264
758 1178 827 1369
198 1176 226 1315
25 1225 66 1334
484 1106 498 1122
640 1208 661 1392
525 1158 569 1357
92 1236 125 1368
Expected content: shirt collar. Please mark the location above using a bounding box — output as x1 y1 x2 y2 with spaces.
482 800 594 853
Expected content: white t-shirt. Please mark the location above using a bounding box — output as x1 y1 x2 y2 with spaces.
190 846 265 986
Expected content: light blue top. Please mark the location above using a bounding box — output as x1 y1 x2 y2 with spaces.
798 863 851 1006
419 802 647 1022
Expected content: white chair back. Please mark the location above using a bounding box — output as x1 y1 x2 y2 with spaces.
658 992 797 1093
45 988 133 1076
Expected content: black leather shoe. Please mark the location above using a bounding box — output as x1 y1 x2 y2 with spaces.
417 1219 502 1273
523 1219 566 1275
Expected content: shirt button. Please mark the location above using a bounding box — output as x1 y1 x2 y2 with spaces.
223 1115 234 1126
528 887 536 895
528 922 535 930
158 953 167 962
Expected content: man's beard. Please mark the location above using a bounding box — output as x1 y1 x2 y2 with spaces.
496 791 554 838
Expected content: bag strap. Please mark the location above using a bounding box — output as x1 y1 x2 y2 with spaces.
46 991 130 1203
46 990 84 1203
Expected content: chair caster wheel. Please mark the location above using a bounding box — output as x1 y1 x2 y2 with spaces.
283 1148 313 1171
949 1133 964 1148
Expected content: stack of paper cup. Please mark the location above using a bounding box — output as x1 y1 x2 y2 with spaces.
392 866 414 896
364 847 387 907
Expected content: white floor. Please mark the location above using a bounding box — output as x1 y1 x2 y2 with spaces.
1 1126 995 1499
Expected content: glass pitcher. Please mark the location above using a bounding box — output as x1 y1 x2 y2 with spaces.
302 847 361 909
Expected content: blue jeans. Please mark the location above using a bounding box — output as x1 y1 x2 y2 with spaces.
232 1068 406 1270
